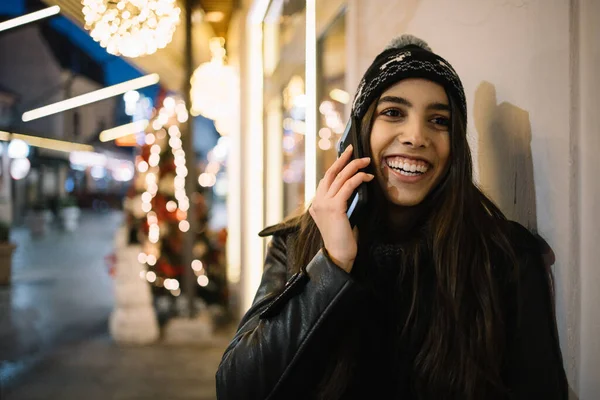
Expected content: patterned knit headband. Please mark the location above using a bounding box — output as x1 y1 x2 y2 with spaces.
351 35 467 128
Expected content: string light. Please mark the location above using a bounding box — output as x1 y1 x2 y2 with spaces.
197 275 209 287
177 112 188 123
141 192 152 203
191 260 203 271
318 139 332 151
179 201 190 212
168 125 180 136
134 95 192 297
152 120 163 131
175 166 188 177
163 97 176 111
137 160 149 172
146 254 157 266
148 153 160 167
142 202 152 213
140 134 161 244
166 201 177 212
179 220 190 232
319 127 332 140
164 279 180 291
146 212 158 225
146 271 157 283
198 172 216 187
166 107 190 222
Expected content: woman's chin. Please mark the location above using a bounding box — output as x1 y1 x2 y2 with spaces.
384 187 428 208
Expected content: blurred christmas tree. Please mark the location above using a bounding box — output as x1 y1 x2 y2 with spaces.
123 95 228 318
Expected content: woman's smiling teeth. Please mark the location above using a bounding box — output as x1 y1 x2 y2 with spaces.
386 157 430 176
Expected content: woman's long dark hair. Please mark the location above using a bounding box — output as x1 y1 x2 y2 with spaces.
284 93 519 399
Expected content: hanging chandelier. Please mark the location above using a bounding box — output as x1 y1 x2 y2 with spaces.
190 37 239 135
82 0 181 58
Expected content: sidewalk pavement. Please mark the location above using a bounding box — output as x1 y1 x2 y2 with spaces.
0 210 234 400
2 327 234 400
0 210 120 365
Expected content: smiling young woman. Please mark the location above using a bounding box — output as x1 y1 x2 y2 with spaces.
216 35 568 400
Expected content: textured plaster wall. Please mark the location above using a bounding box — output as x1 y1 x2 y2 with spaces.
578 0 600 397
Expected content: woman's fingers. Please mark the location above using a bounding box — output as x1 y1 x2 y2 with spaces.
335 172 374 203
319 145 354 191
327 157 371 198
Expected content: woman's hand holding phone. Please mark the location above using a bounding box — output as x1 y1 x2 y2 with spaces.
309 144 374 273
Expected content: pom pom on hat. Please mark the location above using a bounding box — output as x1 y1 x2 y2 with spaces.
384 34 432 52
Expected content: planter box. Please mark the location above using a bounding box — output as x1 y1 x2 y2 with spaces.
0 242 16 285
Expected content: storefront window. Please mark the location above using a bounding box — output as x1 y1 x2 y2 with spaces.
281 75 306 217
261 2 346 220
263 0 307 219
316 13 347 182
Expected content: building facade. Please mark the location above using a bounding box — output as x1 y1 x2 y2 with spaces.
0 18 134 222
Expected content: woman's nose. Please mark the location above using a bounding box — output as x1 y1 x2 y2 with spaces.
399 119 428 148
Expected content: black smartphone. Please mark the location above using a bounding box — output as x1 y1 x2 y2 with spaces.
337 117 368 227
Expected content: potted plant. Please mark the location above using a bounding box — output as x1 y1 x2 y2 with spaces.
27 200 51 237
59 196 81 232
0 221 16 285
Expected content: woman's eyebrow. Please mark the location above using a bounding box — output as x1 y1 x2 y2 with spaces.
378 95 412 107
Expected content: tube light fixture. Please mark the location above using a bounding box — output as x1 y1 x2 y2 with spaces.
0 5 60 33
0 131 94 153
22 74 160 122
99 120 149 142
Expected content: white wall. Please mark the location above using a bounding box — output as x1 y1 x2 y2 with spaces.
346 0 595 397
578 0 600 397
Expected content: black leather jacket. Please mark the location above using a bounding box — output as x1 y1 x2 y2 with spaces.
216 223 366 399
215 222 568 400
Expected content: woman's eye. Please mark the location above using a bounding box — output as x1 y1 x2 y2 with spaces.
381 108 403 118
431 116 450 127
